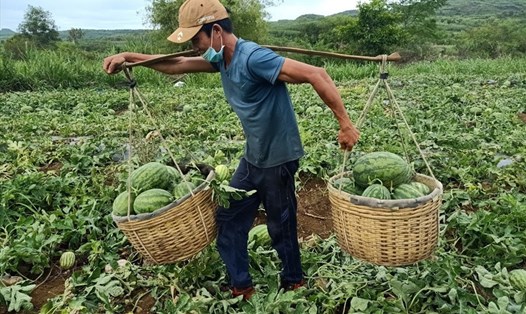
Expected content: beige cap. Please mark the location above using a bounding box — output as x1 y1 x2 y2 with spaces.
167 0 229 43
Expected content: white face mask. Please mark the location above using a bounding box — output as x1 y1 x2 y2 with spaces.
202 31 224 63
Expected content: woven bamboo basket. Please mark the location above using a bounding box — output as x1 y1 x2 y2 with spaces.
328 172 443 266
112 171 218 264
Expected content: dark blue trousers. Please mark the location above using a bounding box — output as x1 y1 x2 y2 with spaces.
215 158 303 288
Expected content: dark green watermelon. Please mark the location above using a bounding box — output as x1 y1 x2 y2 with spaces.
133 188 173 214
353 152 413 189
391 183 425 200
361 184 391 200
410 181 430 195
130 162 174 193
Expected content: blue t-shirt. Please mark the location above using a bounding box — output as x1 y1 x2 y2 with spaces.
212 39 304 168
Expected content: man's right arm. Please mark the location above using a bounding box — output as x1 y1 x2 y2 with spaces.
103 52 216 75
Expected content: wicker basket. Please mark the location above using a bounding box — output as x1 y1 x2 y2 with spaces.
112 171 218 264
328 172 443 266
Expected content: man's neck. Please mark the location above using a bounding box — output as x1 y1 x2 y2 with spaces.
222 33 238 68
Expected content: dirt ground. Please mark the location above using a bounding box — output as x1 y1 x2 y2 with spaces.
0 175 332 314
293 175 334 238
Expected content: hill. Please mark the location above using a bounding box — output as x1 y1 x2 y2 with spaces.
0 28 16 41
0 28 150 42
57 29 150 40
438 0 526 17
436 0 526 34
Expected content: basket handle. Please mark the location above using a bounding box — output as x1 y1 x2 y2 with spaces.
121 68 213 246
338 55 436 182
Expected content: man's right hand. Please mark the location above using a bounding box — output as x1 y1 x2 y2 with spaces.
103 53 127 74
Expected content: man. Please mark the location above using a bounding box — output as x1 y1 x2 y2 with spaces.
103 0 360 300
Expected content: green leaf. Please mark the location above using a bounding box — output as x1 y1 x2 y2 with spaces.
350 297 370 311
448 288 458 304
0 283 35 312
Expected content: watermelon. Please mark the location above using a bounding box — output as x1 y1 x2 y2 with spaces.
133 188 174 214
166 165 180 180
173 181 197 199
333 177 353 187
214 164 230 182
391 183 425 200
509 269 526 290
60 251 75 270
410 181 430 195
353 152 413 189
130 162 174 193
112 191 135 216
248 224 271 246
332 177 363 195
361 184 391 200
165 165 182 190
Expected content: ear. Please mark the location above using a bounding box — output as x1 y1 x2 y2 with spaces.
212 24 222 34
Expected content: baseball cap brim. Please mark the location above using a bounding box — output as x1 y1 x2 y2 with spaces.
167 24 202 43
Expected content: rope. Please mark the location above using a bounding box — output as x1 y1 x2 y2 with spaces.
337 76 381 191
383 80 436 179
126 78 135 222
339 54 436 182
122 67 212 243
124 68 193 191
337 63 386 191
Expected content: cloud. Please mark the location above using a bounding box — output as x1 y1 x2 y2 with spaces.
0 0 150 30
266 0 359 21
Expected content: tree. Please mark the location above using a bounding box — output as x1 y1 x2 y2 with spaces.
390 0 447 29
391 0 448 44
145 0 278 51
222 0 269 41
68 28 84 45
17 5 60 47
352 0 407 56
319 16 358 52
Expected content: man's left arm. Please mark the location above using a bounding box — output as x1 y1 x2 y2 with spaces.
278 58 360 150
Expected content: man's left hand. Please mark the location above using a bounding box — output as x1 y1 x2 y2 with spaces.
338 125 360 151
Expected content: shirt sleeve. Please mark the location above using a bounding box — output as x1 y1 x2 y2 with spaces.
246 47 285 85
210 61 220 72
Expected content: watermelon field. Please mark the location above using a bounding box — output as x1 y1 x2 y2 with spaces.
1 57 526 313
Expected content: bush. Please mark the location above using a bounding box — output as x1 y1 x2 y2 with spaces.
456 18 526 58
3 34 36 60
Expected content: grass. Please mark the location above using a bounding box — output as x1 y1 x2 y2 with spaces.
1 55 525 312
2 46 525 93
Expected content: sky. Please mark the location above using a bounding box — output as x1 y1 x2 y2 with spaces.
0 0 360 31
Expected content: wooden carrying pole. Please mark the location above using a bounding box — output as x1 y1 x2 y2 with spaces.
123 46 401 68
264 46 401 62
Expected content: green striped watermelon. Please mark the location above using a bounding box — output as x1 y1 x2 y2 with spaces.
410 181 430 195
112 191 135 216
214 164 230 182
353 152 413 189
130 162 174 193
391 183 425 200
361 184 391 199
509 269 526 290
173 181 196 199
133 188 174 214
332 177 363 195
166 165 180 180
60 251 76 270
248 224 271 246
